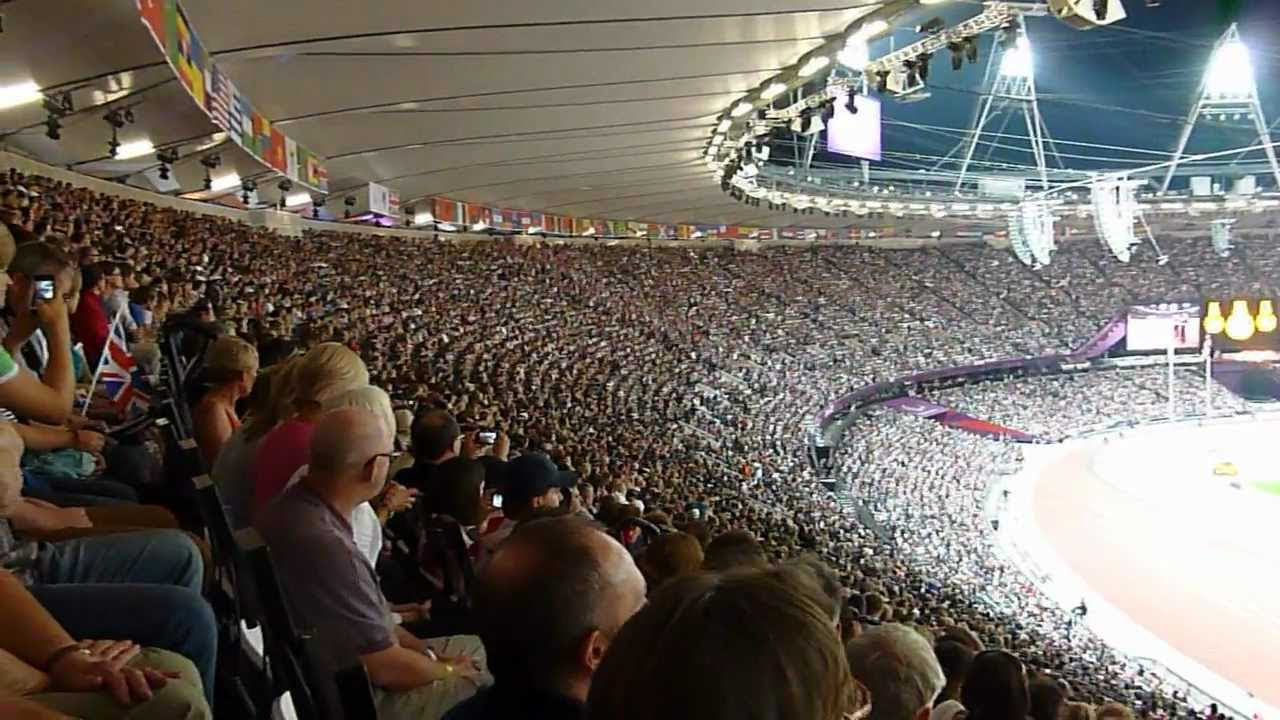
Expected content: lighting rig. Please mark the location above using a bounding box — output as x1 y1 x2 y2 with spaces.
199 154 222 191
42 91 73 141
155 147 180 180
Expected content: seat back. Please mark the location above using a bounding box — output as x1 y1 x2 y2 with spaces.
235 529 320 720
333 664 378 718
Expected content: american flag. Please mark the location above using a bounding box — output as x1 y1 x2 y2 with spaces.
207 65 235 133
95 309 151 416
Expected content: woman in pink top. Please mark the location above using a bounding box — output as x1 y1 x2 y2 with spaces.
249 342 369 515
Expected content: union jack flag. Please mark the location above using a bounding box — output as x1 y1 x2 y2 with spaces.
95 308 151 416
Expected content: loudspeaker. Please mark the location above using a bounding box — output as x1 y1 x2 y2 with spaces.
1047 0 1128 30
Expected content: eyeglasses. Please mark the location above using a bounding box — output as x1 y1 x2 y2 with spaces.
364 452 395 467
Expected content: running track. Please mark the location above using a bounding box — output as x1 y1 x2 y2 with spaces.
1033 446 1280 710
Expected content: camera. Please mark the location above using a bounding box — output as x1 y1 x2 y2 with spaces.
33 274 56 302
477 430 497 445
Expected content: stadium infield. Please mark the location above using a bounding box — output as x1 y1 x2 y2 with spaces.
1023 421 1280 714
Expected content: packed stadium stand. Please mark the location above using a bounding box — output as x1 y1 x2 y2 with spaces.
1 1 1279 720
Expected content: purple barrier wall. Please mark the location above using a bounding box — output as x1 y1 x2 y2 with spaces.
1067 311 1128 361
814 313 1129 428
882 397 1044 442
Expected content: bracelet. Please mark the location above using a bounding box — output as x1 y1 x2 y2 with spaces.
43 643 90 671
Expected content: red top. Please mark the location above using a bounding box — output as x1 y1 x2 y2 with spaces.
70 290 109 367
252 418 316 515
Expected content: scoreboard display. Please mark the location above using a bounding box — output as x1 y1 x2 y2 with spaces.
1125 303 1201 352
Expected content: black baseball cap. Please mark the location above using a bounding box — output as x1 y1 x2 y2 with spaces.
502 452 576 503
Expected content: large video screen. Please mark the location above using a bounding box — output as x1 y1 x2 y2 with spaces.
1125 303 1201 352
826 92 882 162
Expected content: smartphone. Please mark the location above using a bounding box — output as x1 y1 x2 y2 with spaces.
477 430 497 445
33 274 56 302
491 493 504 509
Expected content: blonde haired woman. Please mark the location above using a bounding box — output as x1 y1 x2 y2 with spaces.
212 361 290 530
192 335 258 468
251 343 368 514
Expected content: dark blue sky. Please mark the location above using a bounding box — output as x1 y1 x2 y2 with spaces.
836 0 1280 176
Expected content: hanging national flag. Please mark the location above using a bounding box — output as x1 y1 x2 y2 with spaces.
171 4 207 106
206 65 235 132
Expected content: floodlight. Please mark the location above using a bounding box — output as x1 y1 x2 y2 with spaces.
730 101 753 117
0 81 41 110
798 56 831 77
857 19 889 39
1206 38 1253 99
1000 36 1032 78
209 172 241 192
838 36 870 70
761 82 787 100
114 138 155 160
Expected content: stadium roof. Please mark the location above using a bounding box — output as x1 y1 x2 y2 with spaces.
0 0 1276 229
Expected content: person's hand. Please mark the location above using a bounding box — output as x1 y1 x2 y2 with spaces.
391 600 431 623
73 430 106 453
7 307 38 344
492 430 510 462
47 640 179 706
440 655 484 687
380 482 418 516
87 450 107 479
459 432 480 460
33 292 69 336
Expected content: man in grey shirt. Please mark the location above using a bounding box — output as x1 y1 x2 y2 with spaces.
257 407 487 720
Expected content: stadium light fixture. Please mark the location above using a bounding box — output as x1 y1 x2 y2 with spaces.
715 119 731 133
856 19 890 39
1225 299 1255 341
0 80 42 110
761 82 787 100
413 211 435 226
209 172 241 192
284 191 312 207
1206 37 1253 99
798 56 831 77
838 36 870 70
1256 300 1278 333
113 138 155 160
730 101 754 117
1203 301 1225 335
1000 36 1032 78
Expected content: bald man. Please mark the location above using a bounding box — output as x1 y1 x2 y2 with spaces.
257 408 488 720
444 516 647 720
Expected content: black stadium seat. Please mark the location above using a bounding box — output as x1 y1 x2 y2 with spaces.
235 528 322 720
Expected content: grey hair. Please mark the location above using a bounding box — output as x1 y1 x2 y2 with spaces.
845 623 946 720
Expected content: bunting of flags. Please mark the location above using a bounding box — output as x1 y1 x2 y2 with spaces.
407 194 913 241
137 0 328 192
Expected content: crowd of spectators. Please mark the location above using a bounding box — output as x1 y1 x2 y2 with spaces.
0 165 1266 720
